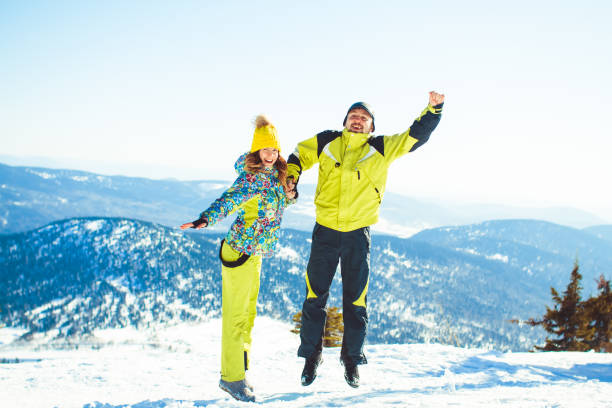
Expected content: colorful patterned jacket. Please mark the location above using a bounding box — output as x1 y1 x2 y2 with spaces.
200 152 292 257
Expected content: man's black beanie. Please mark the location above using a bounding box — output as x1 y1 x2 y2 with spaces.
343 102 375 132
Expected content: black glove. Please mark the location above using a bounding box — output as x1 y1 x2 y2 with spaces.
192 217 208 228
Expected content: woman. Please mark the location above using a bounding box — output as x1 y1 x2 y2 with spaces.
181 115 295 402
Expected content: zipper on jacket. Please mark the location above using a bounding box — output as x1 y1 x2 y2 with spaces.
357 170 360 180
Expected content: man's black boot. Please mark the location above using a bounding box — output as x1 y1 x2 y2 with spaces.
343 361 360 388
301 353 322 386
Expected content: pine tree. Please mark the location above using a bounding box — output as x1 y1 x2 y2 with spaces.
322 307 343 347
290 311 302 335
291 307 344 348
524 261 590 351
582 275 612 352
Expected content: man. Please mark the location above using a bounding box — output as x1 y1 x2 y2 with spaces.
286 91 445 388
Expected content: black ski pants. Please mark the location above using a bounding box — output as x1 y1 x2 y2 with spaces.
298 222 370 366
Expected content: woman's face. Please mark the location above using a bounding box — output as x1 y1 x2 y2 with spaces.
259 147 279 168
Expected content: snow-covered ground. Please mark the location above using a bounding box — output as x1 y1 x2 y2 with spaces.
1 317 611 408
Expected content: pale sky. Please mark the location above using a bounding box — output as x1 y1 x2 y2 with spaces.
1 1 611 221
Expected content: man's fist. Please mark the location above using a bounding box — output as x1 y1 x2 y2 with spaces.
429 91 445 106
286 176 298 200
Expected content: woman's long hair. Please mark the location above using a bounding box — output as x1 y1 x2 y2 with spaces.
244 151 289 192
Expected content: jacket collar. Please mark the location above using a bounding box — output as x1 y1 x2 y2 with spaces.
342 128 370 147
259 166 279 180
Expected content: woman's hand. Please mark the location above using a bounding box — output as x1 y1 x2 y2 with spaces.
180 218 208 229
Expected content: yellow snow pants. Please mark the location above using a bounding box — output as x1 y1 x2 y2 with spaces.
220 240 262 382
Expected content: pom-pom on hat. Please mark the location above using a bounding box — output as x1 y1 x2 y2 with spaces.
251 115 281 153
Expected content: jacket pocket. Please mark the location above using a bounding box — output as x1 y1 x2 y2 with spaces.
358 168 382 204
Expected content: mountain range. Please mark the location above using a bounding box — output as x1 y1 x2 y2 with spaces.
2 161 611 352
1 162 608 237
2 216 611 351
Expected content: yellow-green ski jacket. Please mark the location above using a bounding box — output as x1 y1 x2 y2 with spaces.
287 103 443 232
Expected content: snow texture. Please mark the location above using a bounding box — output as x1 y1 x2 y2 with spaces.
1 317 611 407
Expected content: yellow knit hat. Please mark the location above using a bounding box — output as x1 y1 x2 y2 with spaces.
250 115 281 153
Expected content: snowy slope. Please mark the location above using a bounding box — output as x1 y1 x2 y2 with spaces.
1 317 611 408
584 225 612 245
411 219 612 295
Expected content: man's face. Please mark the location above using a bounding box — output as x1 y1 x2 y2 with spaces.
345 108 373 134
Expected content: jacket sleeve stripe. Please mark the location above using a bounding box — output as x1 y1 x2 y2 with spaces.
408 103 443 152
316 131 342 158
321 143 341 163
287 150 302 175
357 145 378 164
381 103 443 162
367 136 385 156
